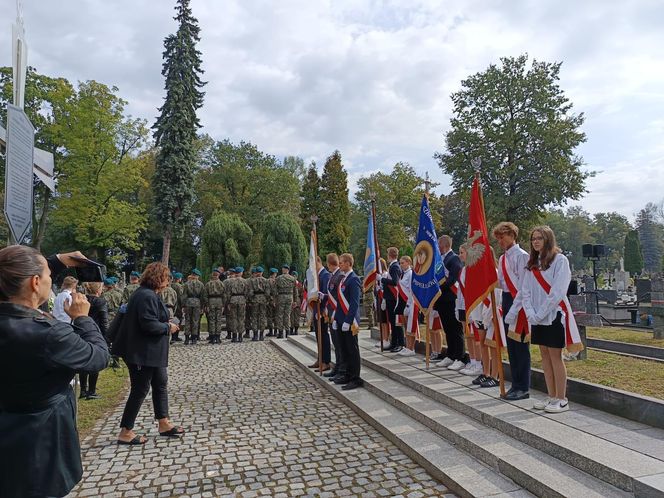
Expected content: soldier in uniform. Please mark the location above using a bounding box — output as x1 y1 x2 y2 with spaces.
249 266 269 341
122 271 141 304
224 266 249 342
265 268 278 336
158 275 180 344
223 268 236 339
103 277 123 322
363 287 376 329
275 264 297 339
205 268 225 344
290 271 304 335
170 272 184 342
244 267 254 339
182 268 207 345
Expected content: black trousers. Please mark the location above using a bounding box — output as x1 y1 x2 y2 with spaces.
439 299 464 360
79 371 99 393
330 325 346 374
120 364 169 430
313 318 331 364
386 299 404 347
339 330 361 380
502 292 531 392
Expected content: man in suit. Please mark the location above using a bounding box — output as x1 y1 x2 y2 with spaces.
308 256 332 372
332 253 363 390
381 247 404 352
324 253 346 381
434 235 466 369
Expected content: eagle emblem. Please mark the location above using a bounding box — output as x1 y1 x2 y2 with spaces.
464 230 486 267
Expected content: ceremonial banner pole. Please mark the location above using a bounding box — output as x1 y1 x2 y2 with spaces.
424 310 430 370
311 215 323 376
369 193 386 352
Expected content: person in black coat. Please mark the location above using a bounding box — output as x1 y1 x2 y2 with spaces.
381 247 404 352
0 246 110 498
80 281 110 400
113 262 183 445
433 235 466 365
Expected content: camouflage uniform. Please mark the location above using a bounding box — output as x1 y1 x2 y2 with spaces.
266 275 277 336
103 288 122 322
182 278 207 344
275 273 297 338
290 280 304 334
223 276 249 342
159 286 178 322
249 274 269 340
205 277 226 344
171 281 184 321
122 283 140 304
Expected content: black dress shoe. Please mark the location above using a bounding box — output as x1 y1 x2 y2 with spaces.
504 390 530 401
334 376 351 385
389 346 403 353
323 370 337 378
341 379 364 391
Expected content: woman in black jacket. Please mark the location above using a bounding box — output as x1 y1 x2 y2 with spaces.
0 246 110 498
80 281 109 400
114 262 183 445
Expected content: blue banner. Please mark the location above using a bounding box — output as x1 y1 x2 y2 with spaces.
363 211 377 292
411 195 446 311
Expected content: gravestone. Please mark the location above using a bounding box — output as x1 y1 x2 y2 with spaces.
636 279 652 302
568 294 600 360
651 278 664 339
613 257 630 292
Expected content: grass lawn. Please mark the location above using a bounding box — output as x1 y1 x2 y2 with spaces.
586 326 664 348
77 362 129 438
526 345 664 400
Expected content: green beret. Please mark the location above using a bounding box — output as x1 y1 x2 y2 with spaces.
130 271 140 277
192 268 202 276
104 277 114 285
212 267 221 274
175 272 183 279
256 266 264 273
250 266 257 273
270 268 278 274
110 276 119 283
236 266 244 273
292 271 298 276
282 264 290 269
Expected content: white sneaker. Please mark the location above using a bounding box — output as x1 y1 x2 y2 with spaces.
398 348 416 356
460 364 482 376
439 357 454 368
544 398 569 413
448 360 465 371
533 397 554 410
458 366 473 375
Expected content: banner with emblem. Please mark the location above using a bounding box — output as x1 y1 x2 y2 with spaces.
463 176 499 320
363 210 378 292
411 195 446 312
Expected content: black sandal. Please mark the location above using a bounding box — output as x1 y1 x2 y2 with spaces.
159 426 185 437
117 435 147 445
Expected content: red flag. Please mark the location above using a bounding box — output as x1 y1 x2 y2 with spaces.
463 176 499 319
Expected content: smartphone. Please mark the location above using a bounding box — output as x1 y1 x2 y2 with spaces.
69 255 106 282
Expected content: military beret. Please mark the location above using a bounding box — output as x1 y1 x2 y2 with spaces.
236 266 245 273
175 272 183 279
292 271 298 276
110 276 119 283
256 266 264 273
130 270 141 277
103 277 115 285
192 268 202 276
250 266 257 273
282 264 290 269
270 268 278 274
212 267 221 274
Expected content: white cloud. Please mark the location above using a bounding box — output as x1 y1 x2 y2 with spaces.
1 0 662 220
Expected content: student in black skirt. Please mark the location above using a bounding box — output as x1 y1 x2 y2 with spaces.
520 226 573 413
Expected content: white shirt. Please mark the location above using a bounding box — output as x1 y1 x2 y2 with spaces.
497 244 529 293
455 267 466 312
519 253 571 326
53 289 73 323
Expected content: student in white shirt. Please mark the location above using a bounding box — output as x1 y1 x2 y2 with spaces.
520 226 576 413
397 256 418 356
52 276 78 322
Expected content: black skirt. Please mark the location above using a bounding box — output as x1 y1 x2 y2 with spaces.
531 312 565 348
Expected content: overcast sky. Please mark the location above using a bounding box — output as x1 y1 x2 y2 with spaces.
3 0 663 221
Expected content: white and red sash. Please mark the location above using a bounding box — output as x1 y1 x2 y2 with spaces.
483 294 506 348
532 268 584 353
337 276 360 335
502 255 530 340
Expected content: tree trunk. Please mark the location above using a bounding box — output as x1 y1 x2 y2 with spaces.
162 227 172 265
32 187 51 252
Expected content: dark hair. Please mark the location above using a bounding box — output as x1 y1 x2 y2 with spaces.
140 262 170 290
0 245 45 300
526 226 561 271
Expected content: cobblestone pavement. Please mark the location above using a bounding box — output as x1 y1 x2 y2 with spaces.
69 337 454 498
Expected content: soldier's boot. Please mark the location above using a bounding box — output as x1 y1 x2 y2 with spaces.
252 330 259 341
207 333 213 343
238 332 244 343
231 333 238 343
276 329 283 339
217 334 222 344
285 328 289 339
184 335 191 345
259 330 265 341
266 328 274 337
244 330 250 338
192 336 198 345
293 327 299 336
226 331 232 339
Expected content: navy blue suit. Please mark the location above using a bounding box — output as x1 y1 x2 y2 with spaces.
327 268 346 374
434 251 465 361
334 271 362 381
381 260 404 347
314 268 331 364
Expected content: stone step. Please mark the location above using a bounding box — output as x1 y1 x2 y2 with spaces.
273 338 533 498
291 332 664 497
284 335 633 498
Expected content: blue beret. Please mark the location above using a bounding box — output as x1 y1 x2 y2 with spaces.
192 268 202 276
236 266 244 273
104 277 114 285
256 266 264 273
270 267 278 273
212 267 221 274
130 271 140 277
282 264 290 269
175 272 183 279
110 276 119 283
292 271 298 276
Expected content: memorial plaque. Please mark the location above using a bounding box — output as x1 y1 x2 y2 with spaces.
4 104 34 244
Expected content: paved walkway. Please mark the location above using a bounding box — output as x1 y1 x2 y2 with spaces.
68 338 454 498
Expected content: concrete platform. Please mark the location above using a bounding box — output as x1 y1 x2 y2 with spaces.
276 331 664 497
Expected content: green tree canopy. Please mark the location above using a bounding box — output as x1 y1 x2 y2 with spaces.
541 207 594 271
318 151 351 255
200 211 253 276
636 203 664 273
152 0 206 264
624 229 643 276
591 212 632 268
261 212 307 276
436 54 590 228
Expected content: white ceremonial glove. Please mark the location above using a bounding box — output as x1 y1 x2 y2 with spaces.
332 321 338 330
380 300 386 311
342 322 350 332
405 304 411 316
318 292 326 301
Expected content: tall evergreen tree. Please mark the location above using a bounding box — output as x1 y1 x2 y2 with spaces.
300 162 322 235
152 0 206 264
318 151 351 255
635 204 664 273
623 229 643 275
